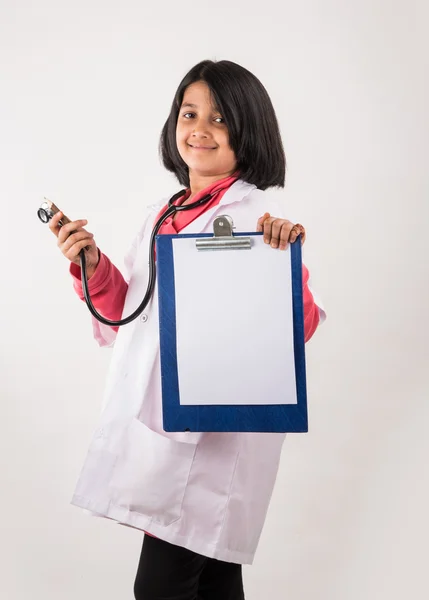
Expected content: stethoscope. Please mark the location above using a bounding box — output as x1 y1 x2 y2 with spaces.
38 189 215 327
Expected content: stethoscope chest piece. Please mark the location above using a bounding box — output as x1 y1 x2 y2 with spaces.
38 201 54 224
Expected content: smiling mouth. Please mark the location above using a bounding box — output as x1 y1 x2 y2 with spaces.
188 144 216 150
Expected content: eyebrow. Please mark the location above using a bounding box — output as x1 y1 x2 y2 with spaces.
180 102 221 114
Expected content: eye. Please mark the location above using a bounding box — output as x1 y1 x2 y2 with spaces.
214 116 224 124
183 112 195 119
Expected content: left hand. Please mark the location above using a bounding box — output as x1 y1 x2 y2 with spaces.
256 213 306 250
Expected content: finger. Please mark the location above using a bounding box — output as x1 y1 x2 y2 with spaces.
60 230 94 253
289 224 305 244
279 222 294 250
256 212 271 232
270 219 287 249
64 239 96 262
263 218 274 244
48 211 64 237
57 219 88 244
288 227 298 244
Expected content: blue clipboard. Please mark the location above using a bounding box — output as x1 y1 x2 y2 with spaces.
156 223 307 433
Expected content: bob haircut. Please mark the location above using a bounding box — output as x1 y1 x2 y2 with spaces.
160 60 286 190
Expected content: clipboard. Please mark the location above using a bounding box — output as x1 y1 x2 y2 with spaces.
156 216 307 433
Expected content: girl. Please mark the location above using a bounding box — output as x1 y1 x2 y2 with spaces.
49 60 325 600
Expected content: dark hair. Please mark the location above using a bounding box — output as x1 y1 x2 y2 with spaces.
160 60 286 190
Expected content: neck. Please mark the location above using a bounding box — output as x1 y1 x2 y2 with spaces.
187 170 236 201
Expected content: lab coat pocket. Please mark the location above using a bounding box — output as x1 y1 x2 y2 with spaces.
109 418 196 526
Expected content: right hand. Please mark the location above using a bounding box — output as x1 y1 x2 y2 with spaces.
49 211 100 278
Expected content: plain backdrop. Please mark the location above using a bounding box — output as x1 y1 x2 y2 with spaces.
1 1 428 598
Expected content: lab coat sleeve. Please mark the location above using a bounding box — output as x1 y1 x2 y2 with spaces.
69 214 150 347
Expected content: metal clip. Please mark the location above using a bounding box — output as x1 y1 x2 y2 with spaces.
195 216 252 251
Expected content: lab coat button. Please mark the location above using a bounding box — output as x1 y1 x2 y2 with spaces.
140 314 148 323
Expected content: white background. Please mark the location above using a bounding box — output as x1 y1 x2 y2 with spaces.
1 1 428 598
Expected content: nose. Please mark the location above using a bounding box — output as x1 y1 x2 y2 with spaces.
190 117 210 138
191 129 209 139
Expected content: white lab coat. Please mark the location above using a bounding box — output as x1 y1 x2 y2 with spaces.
71 180 325 565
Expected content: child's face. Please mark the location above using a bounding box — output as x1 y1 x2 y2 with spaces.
176 81 237 182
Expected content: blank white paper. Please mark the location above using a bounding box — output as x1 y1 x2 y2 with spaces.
172 236 297 406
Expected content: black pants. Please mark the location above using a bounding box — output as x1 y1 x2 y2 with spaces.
134 534 245 600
